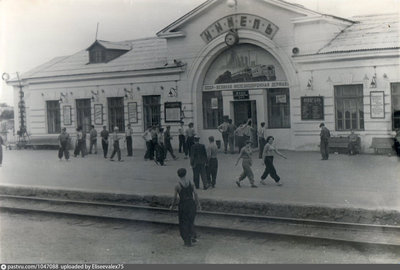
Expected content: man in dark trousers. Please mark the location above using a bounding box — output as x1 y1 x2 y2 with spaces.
125 124 133 156
178 121 185 153
320 123 331 160
89 125 97 154
185 122 196 159
74 127 85 158
206 136 218 188
227 119 236 154
58 127 70 161
100 126 109 158
190 136 209 190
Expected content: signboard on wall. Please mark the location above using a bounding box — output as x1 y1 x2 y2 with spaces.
63 106 72 125
128 102 138 123
370 91 385 119
94 104 103 125
233 90 249 100
165 102 182 122
203 81 289 91
200 14 279 43
301 96 324 120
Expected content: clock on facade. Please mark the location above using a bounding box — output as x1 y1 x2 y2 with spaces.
225 31 239 46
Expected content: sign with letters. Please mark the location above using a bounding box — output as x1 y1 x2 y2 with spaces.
370 91 385 119
301 96 324 120
233 90 249 100
94 104 103 125
201 14 279 43
203 81 288 91
128 102 138 123
63 106 72 125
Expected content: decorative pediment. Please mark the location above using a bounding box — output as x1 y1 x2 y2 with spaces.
156 0 325 38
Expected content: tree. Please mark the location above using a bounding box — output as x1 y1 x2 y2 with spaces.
0 110 14 120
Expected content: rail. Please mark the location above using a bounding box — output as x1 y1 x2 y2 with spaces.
1 194 399 247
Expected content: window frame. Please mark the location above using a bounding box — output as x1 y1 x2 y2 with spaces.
76 99 92 133
107 97 125 132
46 100 61 134
334 84 364 131
391 82 400 131
143 95 161 130
267 88 291 129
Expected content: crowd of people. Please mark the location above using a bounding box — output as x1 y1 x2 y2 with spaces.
53 119 399 248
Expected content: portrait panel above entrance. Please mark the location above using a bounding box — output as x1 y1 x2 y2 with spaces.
203 44 288 87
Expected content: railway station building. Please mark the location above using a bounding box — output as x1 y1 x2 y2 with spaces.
7 0 400 152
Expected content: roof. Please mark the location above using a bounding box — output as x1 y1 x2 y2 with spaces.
317 13 400 54
20 38 169 80
87 40 132 51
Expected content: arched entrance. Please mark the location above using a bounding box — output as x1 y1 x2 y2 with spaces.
188 30 299 149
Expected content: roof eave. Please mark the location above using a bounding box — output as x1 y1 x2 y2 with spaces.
293 47 400 63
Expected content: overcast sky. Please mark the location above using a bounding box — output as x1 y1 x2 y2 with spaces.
0 0 399 105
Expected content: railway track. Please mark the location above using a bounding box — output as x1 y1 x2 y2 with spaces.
1 194 399 247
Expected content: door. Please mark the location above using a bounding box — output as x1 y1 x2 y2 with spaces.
76 99 91 133
233 100 258 146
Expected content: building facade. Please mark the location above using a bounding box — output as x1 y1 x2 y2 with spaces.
7 0 400 152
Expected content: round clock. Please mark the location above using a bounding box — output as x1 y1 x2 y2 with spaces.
225 31 239 46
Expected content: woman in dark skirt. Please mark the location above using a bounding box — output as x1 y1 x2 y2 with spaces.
170 168 201 247
260 136 287 186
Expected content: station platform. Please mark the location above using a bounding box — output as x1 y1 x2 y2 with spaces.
0 148 399 224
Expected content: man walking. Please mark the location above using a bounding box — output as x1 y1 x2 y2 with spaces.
58 127 70 161
100 126 109 158
89 125 97 154
218 117 229 154
258 122 266 159
125 124 133 157
165 125 178 160
320 123 331 160
190 136 209 190
110 127 123 162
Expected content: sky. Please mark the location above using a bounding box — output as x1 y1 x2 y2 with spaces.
0 0 399 105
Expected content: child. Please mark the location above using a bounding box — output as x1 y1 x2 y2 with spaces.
170 168 201 247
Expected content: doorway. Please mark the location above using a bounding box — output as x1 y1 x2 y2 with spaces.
233 100 258 146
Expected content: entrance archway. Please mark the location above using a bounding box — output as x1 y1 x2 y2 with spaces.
188 30 299 149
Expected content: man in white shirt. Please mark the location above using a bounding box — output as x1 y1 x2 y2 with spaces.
218 117 229 154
